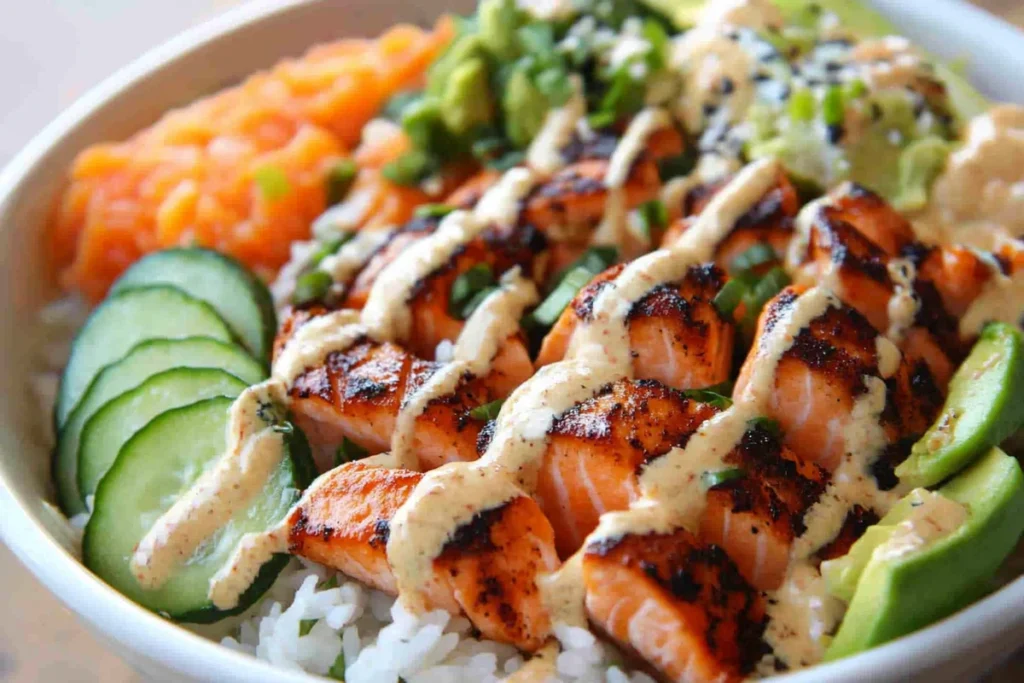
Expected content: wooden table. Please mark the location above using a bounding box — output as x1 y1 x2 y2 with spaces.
0 1 1021 681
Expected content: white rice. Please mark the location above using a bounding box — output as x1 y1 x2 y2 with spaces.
221 561 655 683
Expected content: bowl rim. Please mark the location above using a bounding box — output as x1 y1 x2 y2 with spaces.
0 0 1022 681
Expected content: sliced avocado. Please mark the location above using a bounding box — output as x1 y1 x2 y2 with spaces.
896 323 1024 489
934 62 990 124
478 0 522 60
638 0 705 29
823 447 1024 661
427 34 486 98
772 0 896 39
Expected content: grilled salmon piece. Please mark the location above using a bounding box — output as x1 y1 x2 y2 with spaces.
289 462 558 650
537 380 718 557
791 194 961 386
343 221 545 359
583 529 769 683
535 380 825 590
661 168 799 269
735 287 944 474
701 422 828 590
289 335 533 471
536 263 735 390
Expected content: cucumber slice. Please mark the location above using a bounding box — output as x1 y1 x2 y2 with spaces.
55 286 234 428
896 323 1024 488
77 368 249 504
55 337 266 515
111 248 276 362
83 397 313 621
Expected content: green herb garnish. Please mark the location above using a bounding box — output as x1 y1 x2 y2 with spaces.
528 266 593 328
254 166 291 201
382 150 436 186
415 203 456 219
683 388 733 410
822 85 845 127
470 398 506 421
335 437 369 466
450 264 497 319
701 468 746 490
637 199 668 238
748 416 781 437
328 651 346 680
326 159 358 206
293 271 333 306
299 619 317 637
712 279 748 318
788 88 815 123
310 233 354 268
730 242 777 274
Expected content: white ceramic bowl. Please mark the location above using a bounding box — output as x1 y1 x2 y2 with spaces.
0 0 1022 680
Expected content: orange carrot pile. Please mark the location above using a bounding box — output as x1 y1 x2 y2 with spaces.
50 18 455 301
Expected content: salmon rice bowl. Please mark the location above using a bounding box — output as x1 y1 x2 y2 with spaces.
29 0 1024 681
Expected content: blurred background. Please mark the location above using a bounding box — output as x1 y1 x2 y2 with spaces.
0 0 1021 680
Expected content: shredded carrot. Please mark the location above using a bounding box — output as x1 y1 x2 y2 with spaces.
50 17 455 301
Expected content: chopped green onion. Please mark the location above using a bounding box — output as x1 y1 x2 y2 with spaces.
750 266 790 304
788 88 815 123
536 67 573 106
642 19 670 70
682 388 733 410
599 66 646 119
293 271 333 306
254 166 291 201
529 266 593 328
748 416 781 437
401 97 447 152
326 159 358 206
705 379 735 396
450 264 497 318
335 437 369 467
587 110 618 130
327 651 346 680
486 150 526 171
382 150 435 186
701 468 746 490
459 285 499 319
657 148 697 180
822 85 845 127
470 398 506 421
713 279 748 318
415 203 456 219
271 422 294 435
637 200 668 238
730 242 777 274
472 136 507 163
383 90 423 122
555 246 618 288
310 233 353 268
299 619 317 637
320 575 340 590
843 78 867 100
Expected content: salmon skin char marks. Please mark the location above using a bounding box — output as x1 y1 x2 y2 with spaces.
660 168 800 268
536 262 736 391
735 286 946 479
287 461 558 651
791 184 961 385
336 218 547 359
531 377 827 590
583 528 770 683
286 335 533 471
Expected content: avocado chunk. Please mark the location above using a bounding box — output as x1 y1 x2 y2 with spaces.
441 58 495 134
771 0 897 38
892 136 951 212
823 447 1024 661
504 69 549 147
896 322 1024 489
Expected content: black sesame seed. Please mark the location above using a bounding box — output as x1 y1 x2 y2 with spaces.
826 123 845 144
721 77 735 94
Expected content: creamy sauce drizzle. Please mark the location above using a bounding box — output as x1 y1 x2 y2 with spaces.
885 258 921 343
960 269 1024 339
527 78 586 176
871 489 967 563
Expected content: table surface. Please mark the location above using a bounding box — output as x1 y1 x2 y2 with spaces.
0 1 1021 681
